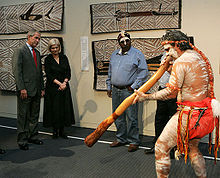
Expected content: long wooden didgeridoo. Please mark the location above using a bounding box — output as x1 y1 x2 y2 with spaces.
84 55 172 147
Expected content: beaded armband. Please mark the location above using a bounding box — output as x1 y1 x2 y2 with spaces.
166 83 180 92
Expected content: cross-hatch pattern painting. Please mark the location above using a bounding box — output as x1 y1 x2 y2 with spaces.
90 0 181 34
0 0 64 34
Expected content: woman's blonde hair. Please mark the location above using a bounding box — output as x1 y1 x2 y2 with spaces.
48 38 61 52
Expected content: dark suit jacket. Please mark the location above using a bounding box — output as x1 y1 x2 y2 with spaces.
12 43 44 96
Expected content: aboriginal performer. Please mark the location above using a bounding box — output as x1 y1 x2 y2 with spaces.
133 30 220 178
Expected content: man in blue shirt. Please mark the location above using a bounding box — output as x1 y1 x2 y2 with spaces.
106 31 148 152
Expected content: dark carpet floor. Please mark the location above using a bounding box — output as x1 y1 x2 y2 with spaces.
0 117 220 178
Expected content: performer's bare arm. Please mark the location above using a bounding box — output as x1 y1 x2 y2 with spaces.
134 87 178 103
133 50 209 104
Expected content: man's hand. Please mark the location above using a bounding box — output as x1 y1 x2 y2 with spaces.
107 90 112 98
20 89 27 99
132 89 148 104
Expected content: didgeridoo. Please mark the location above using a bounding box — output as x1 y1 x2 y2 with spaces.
84 55 172 147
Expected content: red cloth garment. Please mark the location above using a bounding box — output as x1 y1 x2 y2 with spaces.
177 97 216 139
176 97 218 163
32 48 37 68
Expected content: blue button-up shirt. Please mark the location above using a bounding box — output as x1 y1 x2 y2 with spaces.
106 46 148 90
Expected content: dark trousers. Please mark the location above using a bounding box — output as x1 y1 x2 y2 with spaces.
154 87 177 143
17 92 41 145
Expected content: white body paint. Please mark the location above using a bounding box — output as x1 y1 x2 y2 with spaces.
147 49 209 178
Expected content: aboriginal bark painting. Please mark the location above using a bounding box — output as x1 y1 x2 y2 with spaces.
92 38 163 91
0 0 64 34
0 37 63 92
90 0 181 34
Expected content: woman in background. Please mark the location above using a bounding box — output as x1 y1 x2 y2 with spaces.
43 38 75 139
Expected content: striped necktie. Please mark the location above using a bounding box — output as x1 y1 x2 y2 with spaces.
32 48 37 68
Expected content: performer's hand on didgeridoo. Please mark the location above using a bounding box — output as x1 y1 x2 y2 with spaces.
160 55 174 66
133 90 148 104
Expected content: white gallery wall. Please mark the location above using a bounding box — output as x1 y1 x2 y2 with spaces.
0 0 220 136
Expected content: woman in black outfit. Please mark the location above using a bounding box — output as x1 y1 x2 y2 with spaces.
43 38 75 139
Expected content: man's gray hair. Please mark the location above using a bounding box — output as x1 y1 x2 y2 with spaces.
27 29 40 37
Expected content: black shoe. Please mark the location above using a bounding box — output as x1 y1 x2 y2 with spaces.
59 127 68 139
52 129 58 139
144 147 155 154
18 144 29 150
28 139 43 145
52 133 58 139
59 133 68 139
0 149 6 154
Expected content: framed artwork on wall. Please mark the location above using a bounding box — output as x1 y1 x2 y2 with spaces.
0 0 64 34
90 0 181 34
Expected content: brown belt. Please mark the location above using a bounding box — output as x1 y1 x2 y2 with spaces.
113 85 130 90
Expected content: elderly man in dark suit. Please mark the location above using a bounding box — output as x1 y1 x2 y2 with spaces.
12 29 45 150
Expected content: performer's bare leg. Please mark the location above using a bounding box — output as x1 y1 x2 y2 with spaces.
155 112 207 178
155 113 179 178
188 139 207 178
